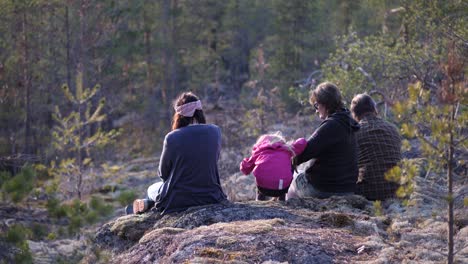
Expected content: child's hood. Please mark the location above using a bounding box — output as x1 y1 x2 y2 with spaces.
252 140 291 154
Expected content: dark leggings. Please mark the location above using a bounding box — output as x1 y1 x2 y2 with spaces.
256 186 289 201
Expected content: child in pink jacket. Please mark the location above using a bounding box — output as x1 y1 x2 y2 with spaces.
240 132 307 201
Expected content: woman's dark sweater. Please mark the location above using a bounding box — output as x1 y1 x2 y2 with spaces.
155 124 227 214
295 110 360 193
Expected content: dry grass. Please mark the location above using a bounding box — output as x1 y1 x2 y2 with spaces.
320 212 354 228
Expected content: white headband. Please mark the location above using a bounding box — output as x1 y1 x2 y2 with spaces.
174 100 203 117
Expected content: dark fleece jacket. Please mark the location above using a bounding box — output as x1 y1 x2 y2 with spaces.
155 124 227 214
295 109 360 193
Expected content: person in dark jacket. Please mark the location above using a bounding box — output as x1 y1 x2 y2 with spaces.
287 82 360 199
127 92 227 215
351 93 402 201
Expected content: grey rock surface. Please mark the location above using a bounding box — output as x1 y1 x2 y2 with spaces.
94 196 380 263
91 175 468 264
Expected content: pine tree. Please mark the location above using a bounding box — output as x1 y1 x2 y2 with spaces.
52 71 119 200
0 166 36 204
391 45 466 263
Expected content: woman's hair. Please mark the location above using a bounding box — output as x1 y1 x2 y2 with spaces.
350 93 377 121
256 131 296 156
172 92 206 130
309 82 345 115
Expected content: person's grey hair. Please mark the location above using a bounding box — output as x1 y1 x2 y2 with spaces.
309 82 345 115
350 93 377 120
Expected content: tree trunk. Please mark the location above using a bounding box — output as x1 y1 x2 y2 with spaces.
48 5 58 128
77 115 83 200
231 0 245 91
76 80 83 200
21 10 32 155
143 2 160 129
143 7 154 97
65 6 72 89
161 0 172 105
76 0 89 200
212 27 219 99
447 104 455 264
169 0 178 99
78 0 87 90
161 0 170 105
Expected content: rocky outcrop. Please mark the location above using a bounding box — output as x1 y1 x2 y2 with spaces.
94 195 385 263
93 175 468 264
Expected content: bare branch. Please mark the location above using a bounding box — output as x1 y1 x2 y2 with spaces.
454 134 468 147
454 245 468 256
356 67 377 89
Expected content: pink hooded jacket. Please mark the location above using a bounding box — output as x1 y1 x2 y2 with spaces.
240 138 307 190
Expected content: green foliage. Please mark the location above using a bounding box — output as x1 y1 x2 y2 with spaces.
117 190 137 207
52 82 120 154
240 84 291 139
321 31 442 104
44 174 59 196
0 170 10 188
389 48 466 225
65 197 113 234
403 0 467 46
2 224 33 264
373 200 383 217
267 0 315 83
89 196 113 217
30 223 48 240
5 225 31 244
13 242 33 264
52 73 121 199
66 199 86 235
1 0 465 159
46 195 113 235
385 160 419 201
394 81 467 173
32 163 52 181
84 210 98 224
91 246 111 263
47 232 57 241
46 196 67 218
446 194 454 204
99 185 117 193
100 163 122 178
0 166 36 203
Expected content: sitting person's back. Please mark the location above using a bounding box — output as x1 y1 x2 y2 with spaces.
351 94 402 201
128 92 226 215
156 123 226 213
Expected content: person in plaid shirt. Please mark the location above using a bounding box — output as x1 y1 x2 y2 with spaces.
350 94 402 201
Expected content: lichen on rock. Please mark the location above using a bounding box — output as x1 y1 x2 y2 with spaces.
91 176 468 263
94 195 379 263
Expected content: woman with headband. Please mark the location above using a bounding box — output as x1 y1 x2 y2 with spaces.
127 92 227 215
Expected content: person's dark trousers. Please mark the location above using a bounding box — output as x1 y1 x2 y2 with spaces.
257 186 288 201
256 189 268 201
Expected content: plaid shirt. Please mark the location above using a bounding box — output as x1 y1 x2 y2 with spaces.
355 115 402 200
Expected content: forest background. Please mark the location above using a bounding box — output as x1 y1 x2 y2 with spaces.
0 0 466 262
1 0 466 165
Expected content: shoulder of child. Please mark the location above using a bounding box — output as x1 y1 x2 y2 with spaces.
292 138 307 155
